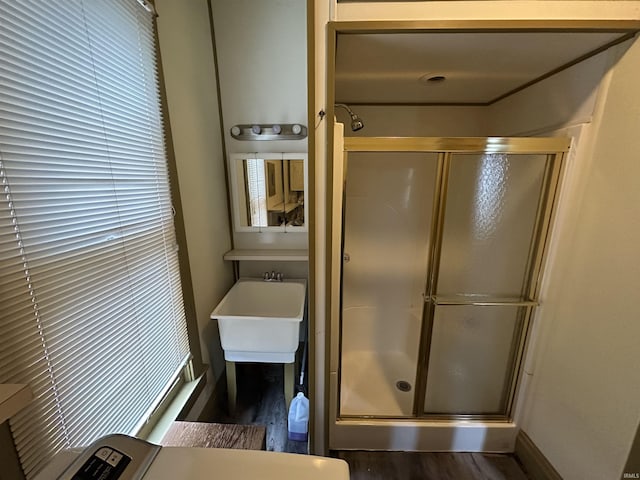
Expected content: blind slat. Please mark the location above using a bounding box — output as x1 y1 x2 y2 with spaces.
0 1 190 478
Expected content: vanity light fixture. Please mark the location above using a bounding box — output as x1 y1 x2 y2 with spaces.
230 123 307 140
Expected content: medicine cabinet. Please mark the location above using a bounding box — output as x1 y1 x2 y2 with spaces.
228 153 308 232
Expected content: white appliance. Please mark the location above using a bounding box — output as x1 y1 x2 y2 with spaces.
33 434 349 480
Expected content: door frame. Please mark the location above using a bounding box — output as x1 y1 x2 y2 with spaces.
320 18 640 452
329 132 569 449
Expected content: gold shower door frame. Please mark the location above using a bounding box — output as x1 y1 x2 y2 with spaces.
336 136 569 422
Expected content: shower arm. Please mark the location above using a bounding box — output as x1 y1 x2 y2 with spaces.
335 103 355 117
334 104 364 131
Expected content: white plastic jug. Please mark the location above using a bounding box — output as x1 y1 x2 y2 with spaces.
287 392 309 441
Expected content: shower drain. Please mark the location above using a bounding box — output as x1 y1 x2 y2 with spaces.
396 380 412 392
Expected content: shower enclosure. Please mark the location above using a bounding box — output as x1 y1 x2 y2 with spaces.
329 134 570 451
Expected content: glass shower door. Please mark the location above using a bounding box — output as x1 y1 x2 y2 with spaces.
332 136 569 440
423 152 549 415
339 152 438 417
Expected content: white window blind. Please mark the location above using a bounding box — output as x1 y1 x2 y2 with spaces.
0 1 191 478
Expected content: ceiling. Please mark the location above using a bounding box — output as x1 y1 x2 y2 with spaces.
334 31 632 105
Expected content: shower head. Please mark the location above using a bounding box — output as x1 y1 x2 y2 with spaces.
334 104 364 131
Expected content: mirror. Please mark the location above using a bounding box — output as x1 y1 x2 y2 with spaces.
229 153 307 231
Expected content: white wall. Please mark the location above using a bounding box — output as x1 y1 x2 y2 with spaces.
336 106 485 137
486 45 610 136
514 37 640 480
336 44 612 139
211 0 308 251
156 0 235 382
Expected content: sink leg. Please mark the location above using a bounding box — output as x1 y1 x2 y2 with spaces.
284 362 295 409
226 361 237 415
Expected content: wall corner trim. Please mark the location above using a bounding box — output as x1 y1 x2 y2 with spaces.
515 430 563 480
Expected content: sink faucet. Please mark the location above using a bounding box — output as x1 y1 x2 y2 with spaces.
263 271 284 282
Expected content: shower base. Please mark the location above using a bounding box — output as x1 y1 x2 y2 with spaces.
340 350 415 417
332 342 517 452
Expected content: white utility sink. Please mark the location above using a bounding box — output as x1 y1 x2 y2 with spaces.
210 278 306 363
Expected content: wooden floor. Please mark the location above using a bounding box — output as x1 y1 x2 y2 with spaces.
208 362 308 454
161 421 266 450
204 360 530 479
334 451 531 480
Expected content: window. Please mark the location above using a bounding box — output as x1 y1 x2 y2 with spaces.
0 1 191 477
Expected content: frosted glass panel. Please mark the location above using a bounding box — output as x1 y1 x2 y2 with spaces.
437 154 546 297
340 153 437 417
424 305 524 414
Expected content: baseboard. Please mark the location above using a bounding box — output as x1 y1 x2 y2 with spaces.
515 430 563 480
330 419 517 452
